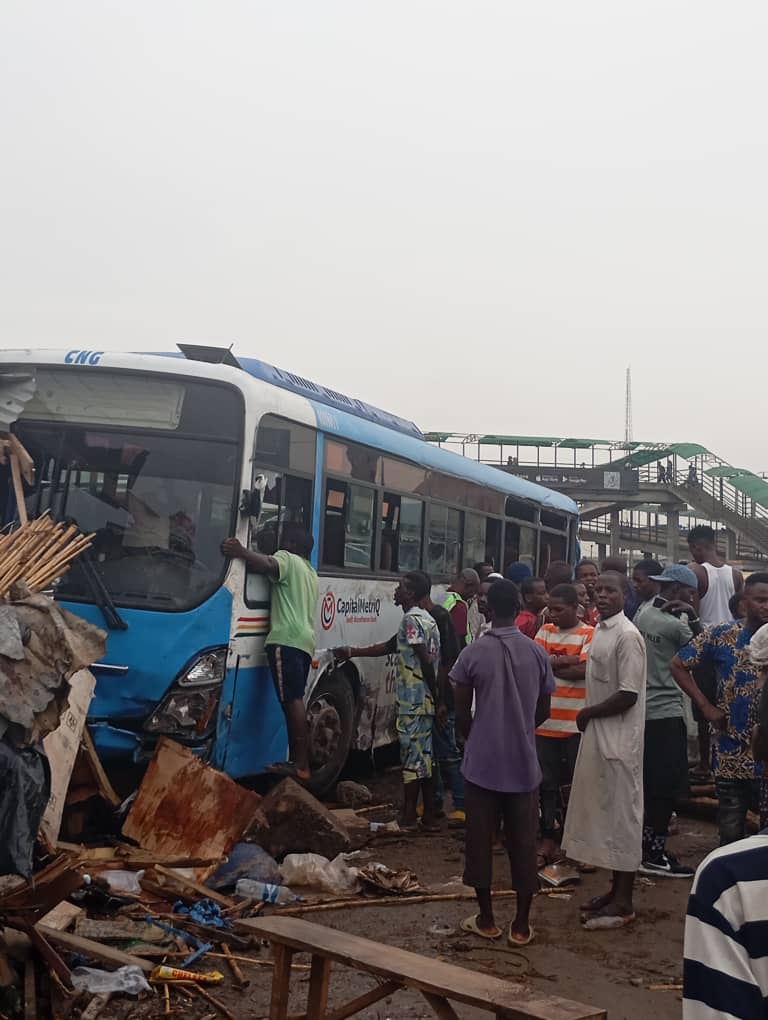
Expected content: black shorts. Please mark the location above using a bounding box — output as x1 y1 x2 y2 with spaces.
267 645 311 704
643 717 690 802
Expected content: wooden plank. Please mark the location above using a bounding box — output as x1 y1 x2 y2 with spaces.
152 864 236 909
270 944 293 1020
23 958 35 1020
38 901 83 932
79 727 121 808
36 926 154 973
423 991 461 1020
122 738 262 877
80 994 112 1020
242 918 605 1020
323 980 401 1020
306 956 332 1020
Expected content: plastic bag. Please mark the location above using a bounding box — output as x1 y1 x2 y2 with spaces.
280 853 359 895
100 870 144 895
208 843 280 890
71 965 150 995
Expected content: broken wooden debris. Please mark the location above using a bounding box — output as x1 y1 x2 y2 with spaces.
122 738 263 875
254 777 351 861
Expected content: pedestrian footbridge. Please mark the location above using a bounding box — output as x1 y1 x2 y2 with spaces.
424 434 768 566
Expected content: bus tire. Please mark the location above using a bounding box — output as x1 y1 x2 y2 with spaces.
305 670 355 797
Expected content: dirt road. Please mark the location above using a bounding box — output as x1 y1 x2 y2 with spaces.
103 804 713 1020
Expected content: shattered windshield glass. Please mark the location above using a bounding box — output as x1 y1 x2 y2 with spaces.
12 371 243 611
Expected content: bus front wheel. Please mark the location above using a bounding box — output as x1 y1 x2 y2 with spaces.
305 671 355 796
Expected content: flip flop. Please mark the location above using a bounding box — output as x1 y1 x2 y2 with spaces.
582 912 636 931
508 924 535 946
460 915 503 941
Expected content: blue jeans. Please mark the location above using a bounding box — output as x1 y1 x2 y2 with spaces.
432 713 465 811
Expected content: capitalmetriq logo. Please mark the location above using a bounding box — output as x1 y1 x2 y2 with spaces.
320 592 336 630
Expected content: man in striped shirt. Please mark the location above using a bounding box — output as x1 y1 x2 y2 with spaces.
683 830 768 1017
534 584 594 864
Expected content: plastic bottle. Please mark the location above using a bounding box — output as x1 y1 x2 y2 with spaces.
235 879 300 904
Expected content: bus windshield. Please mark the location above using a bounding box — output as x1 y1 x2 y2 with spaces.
12 370 243 611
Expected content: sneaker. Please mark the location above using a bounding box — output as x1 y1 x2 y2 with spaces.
639 853 694 879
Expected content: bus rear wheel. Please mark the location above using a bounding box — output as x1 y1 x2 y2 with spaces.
305 671 355 796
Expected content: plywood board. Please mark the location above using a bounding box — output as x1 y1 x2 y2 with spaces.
40 670 96 845
122 738 262 872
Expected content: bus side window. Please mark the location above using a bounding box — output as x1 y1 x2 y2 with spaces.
427 504 461 579
322 480 377 570
380 493 423 573
248 473 313 602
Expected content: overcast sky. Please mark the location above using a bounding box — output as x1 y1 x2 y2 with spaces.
1 2 765 470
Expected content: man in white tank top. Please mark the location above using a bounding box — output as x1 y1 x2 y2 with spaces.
687 525 745 778
687 525 744 626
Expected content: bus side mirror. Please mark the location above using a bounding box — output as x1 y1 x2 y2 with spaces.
240 489 262 518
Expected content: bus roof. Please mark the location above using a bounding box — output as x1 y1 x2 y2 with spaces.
0 347 578 516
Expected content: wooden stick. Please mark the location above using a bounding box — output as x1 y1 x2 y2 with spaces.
647 984 683 991
163 983 172 1017
354 803 394 815
9 454 28 526
276 889 517 916
190 983 238 1020
221 944 249 988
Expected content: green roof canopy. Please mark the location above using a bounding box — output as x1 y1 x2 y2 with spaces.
477 435 561 447
557 438 612 449
669 443 710 459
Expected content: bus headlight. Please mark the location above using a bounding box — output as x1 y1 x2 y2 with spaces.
177 648 227 687
144 683 221 736
144 648 227 737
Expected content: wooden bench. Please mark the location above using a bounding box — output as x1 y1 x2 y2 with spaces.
240 916 606 1020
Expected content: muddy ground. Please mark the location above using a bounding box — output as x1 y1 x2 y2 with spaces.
75 772 716 1020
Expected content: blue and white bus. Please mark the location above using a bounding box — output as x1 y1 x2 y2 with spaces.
0 346 578 792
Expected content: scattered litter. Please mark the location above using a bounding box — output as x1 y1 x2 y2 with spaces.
174 898 230 928
71 965 150 995
207 842 280 890
428 921 456 937
97 869 144 896
234 879 300 904
357 863 424 896
280 853 360 895
538 863 581 888
150 965 224 985
369 821 400 834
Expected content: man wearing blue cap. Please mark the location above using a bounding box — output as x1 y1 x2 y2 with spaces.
635 564 702 877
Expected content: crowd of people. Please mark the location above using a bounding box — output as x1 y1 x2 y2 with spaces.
222 521 768 1018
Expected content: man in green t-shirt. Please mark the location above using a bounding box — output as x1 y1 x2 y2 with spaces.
634 564 702 878
222 525 319 782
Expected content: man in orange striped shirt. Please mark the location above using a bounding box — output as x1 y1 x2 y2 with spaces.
534 584 594 864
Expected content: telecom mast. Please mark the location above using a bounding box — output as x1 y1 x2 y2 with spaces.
625 366 633 444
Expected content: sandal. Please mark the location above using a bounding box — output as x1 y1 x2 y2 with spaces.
460 915 503 941
508 924 535 946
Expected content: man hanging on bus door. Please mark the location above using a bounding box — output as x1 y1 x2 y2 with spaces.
222 524 318 782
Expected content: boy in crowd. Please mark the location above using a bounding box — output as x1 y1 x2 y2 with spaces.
671 572 768 845
631 559 662 622
516 577 548 639
533 584 594 865
575 560 600 625
634 565 701 877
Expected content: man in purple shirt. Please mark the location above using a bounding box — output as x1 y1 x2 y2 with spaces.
451 580 555 946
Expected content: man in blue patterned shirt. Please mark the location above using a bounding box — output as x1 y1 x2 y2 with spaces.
671 572 768 845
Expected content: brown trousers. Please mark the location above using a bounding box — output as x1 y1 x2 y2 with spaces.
463 780 539 896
